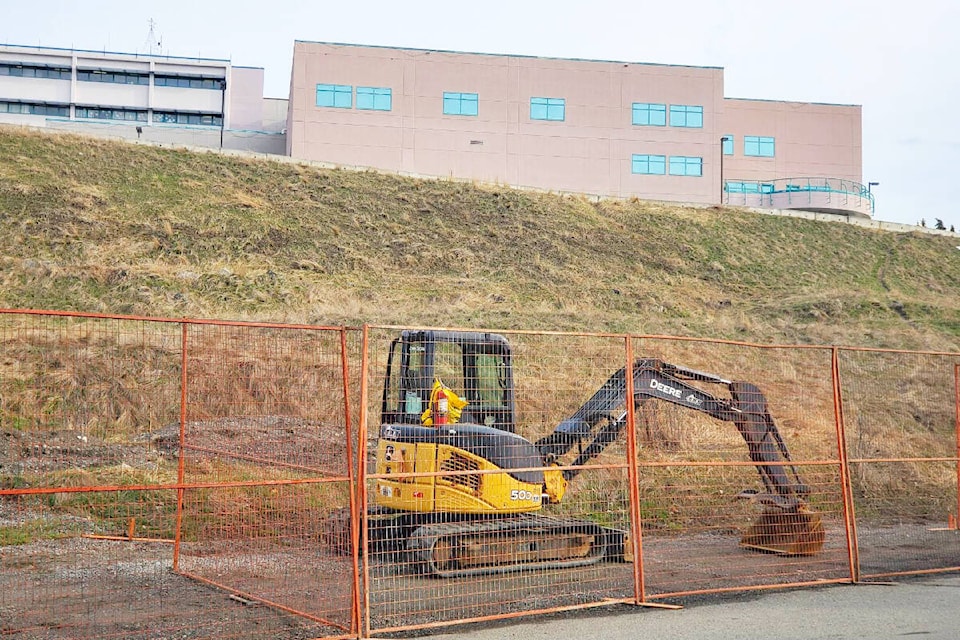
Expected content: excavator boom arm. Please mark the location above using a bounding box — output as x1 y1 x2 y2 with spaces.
536 359 808 504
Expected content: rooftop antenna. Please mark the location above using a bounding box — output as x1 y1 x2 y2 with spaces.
145 18 162 56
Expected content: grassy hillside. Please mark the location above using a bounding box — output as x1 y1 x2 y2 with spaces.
1 127 958 351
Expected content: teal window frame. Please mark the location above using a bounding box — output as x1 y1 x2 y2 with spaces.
669 104 703 128
631 154 667 175
669 156 703 177
357 86 392 111
530 97 565 121
744 135 775 157
443 92 478 116
722 135 734 155
316 84 353 108
632 102 666 126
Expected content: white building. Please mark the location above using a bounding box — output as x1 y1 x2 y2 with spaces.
0 43 286 154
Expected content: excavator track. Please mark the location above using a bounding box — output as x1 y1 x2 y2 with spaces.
405 513 628 578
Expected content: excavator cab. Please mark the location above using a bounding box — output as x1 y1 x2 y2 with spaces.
377 331 558 518
381 330 517 432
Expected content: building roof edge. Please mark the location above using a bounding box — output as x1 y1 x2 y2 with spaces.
293 40 724 71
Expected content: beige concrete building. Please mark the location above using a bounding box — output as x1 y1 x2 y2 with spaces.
287 42 870 216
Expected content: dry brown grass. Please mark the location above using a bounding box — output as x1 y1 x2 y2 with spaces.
1 127 959 527
0 127 958 350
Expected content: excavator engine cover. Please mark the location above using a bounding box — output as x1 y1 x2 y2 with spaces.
740 507 825 556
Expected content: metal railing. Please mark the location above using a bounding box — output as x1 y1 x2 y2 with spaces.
724 177 876 214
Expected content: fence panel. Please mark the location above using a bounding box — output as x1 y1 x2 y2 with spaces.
0 312 194 638
362 328 637 634
631 337 852 597
0 312 360 640
176 322 360 638
838 349 960 578
5 311 960 638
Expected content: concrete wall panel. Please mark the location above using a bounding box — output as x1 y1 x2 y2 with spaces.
229 67 264 130
74 82 149 108
0 76 70 103
721 98 862 183
152 86 222 112
287 43 746 206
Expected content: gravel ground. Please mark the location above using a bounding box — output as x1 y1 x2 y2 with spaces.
3 424 959 639
1 519 958 639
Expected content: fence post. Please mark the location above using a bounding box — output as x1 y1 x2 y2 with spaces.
340 328 362 638
173 321 188 573
623 337 646 604
831 347 860 582
955 364 959 530
358 325 372 639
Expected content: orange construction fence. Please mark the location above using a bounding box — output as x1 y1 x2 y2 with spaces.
1 310 958 639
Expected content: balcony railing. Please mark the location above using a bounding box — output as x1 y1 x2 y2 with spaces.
723 177 875 217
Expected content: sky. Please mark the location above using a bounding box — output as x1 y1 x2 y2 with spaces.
4 0 959 227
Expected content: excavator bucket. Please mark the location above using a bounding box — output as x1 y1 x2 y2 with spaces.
740 507 825 556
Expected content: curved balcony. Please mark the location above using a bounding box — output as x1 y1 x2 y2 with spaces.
722 177 875 218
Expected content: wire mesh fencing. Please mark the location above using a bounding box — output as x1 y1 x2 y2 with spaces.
0 312 190 638
360 328 638 635
174 321 361 638
0 311 361 640
837 349 960 578
3 313 960 638
631 337 852 597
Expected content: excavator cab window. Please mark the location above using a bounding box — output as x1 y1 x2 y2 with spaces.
473 354 506 408
380 331 516 430
434 342 465 395
403 344 428 416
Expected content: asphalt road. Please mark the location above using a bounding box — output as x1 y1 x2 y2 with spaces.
426 574 960 640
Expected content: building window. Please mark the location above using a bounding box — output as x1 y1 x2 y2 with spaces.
669 156 703 176
631 154 667 175
77 70 150 85
722 135 734 156
0 100 69 117
154 75 223 90
443 92 478 116
632 103 666 126
744 135 775 157
316 84 352 108
669 104 703 128
0 63 71 80
356 86 392 111
530 97 565 121
152 111 223 126
75 107 148 122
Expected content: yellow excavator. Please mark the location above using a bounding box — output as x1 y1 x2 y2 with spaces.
370 330 824 577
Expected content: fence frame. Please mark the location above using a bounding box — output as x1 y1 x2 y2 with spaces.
3 310 960 638
835 345 960 581
0 308 362 638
